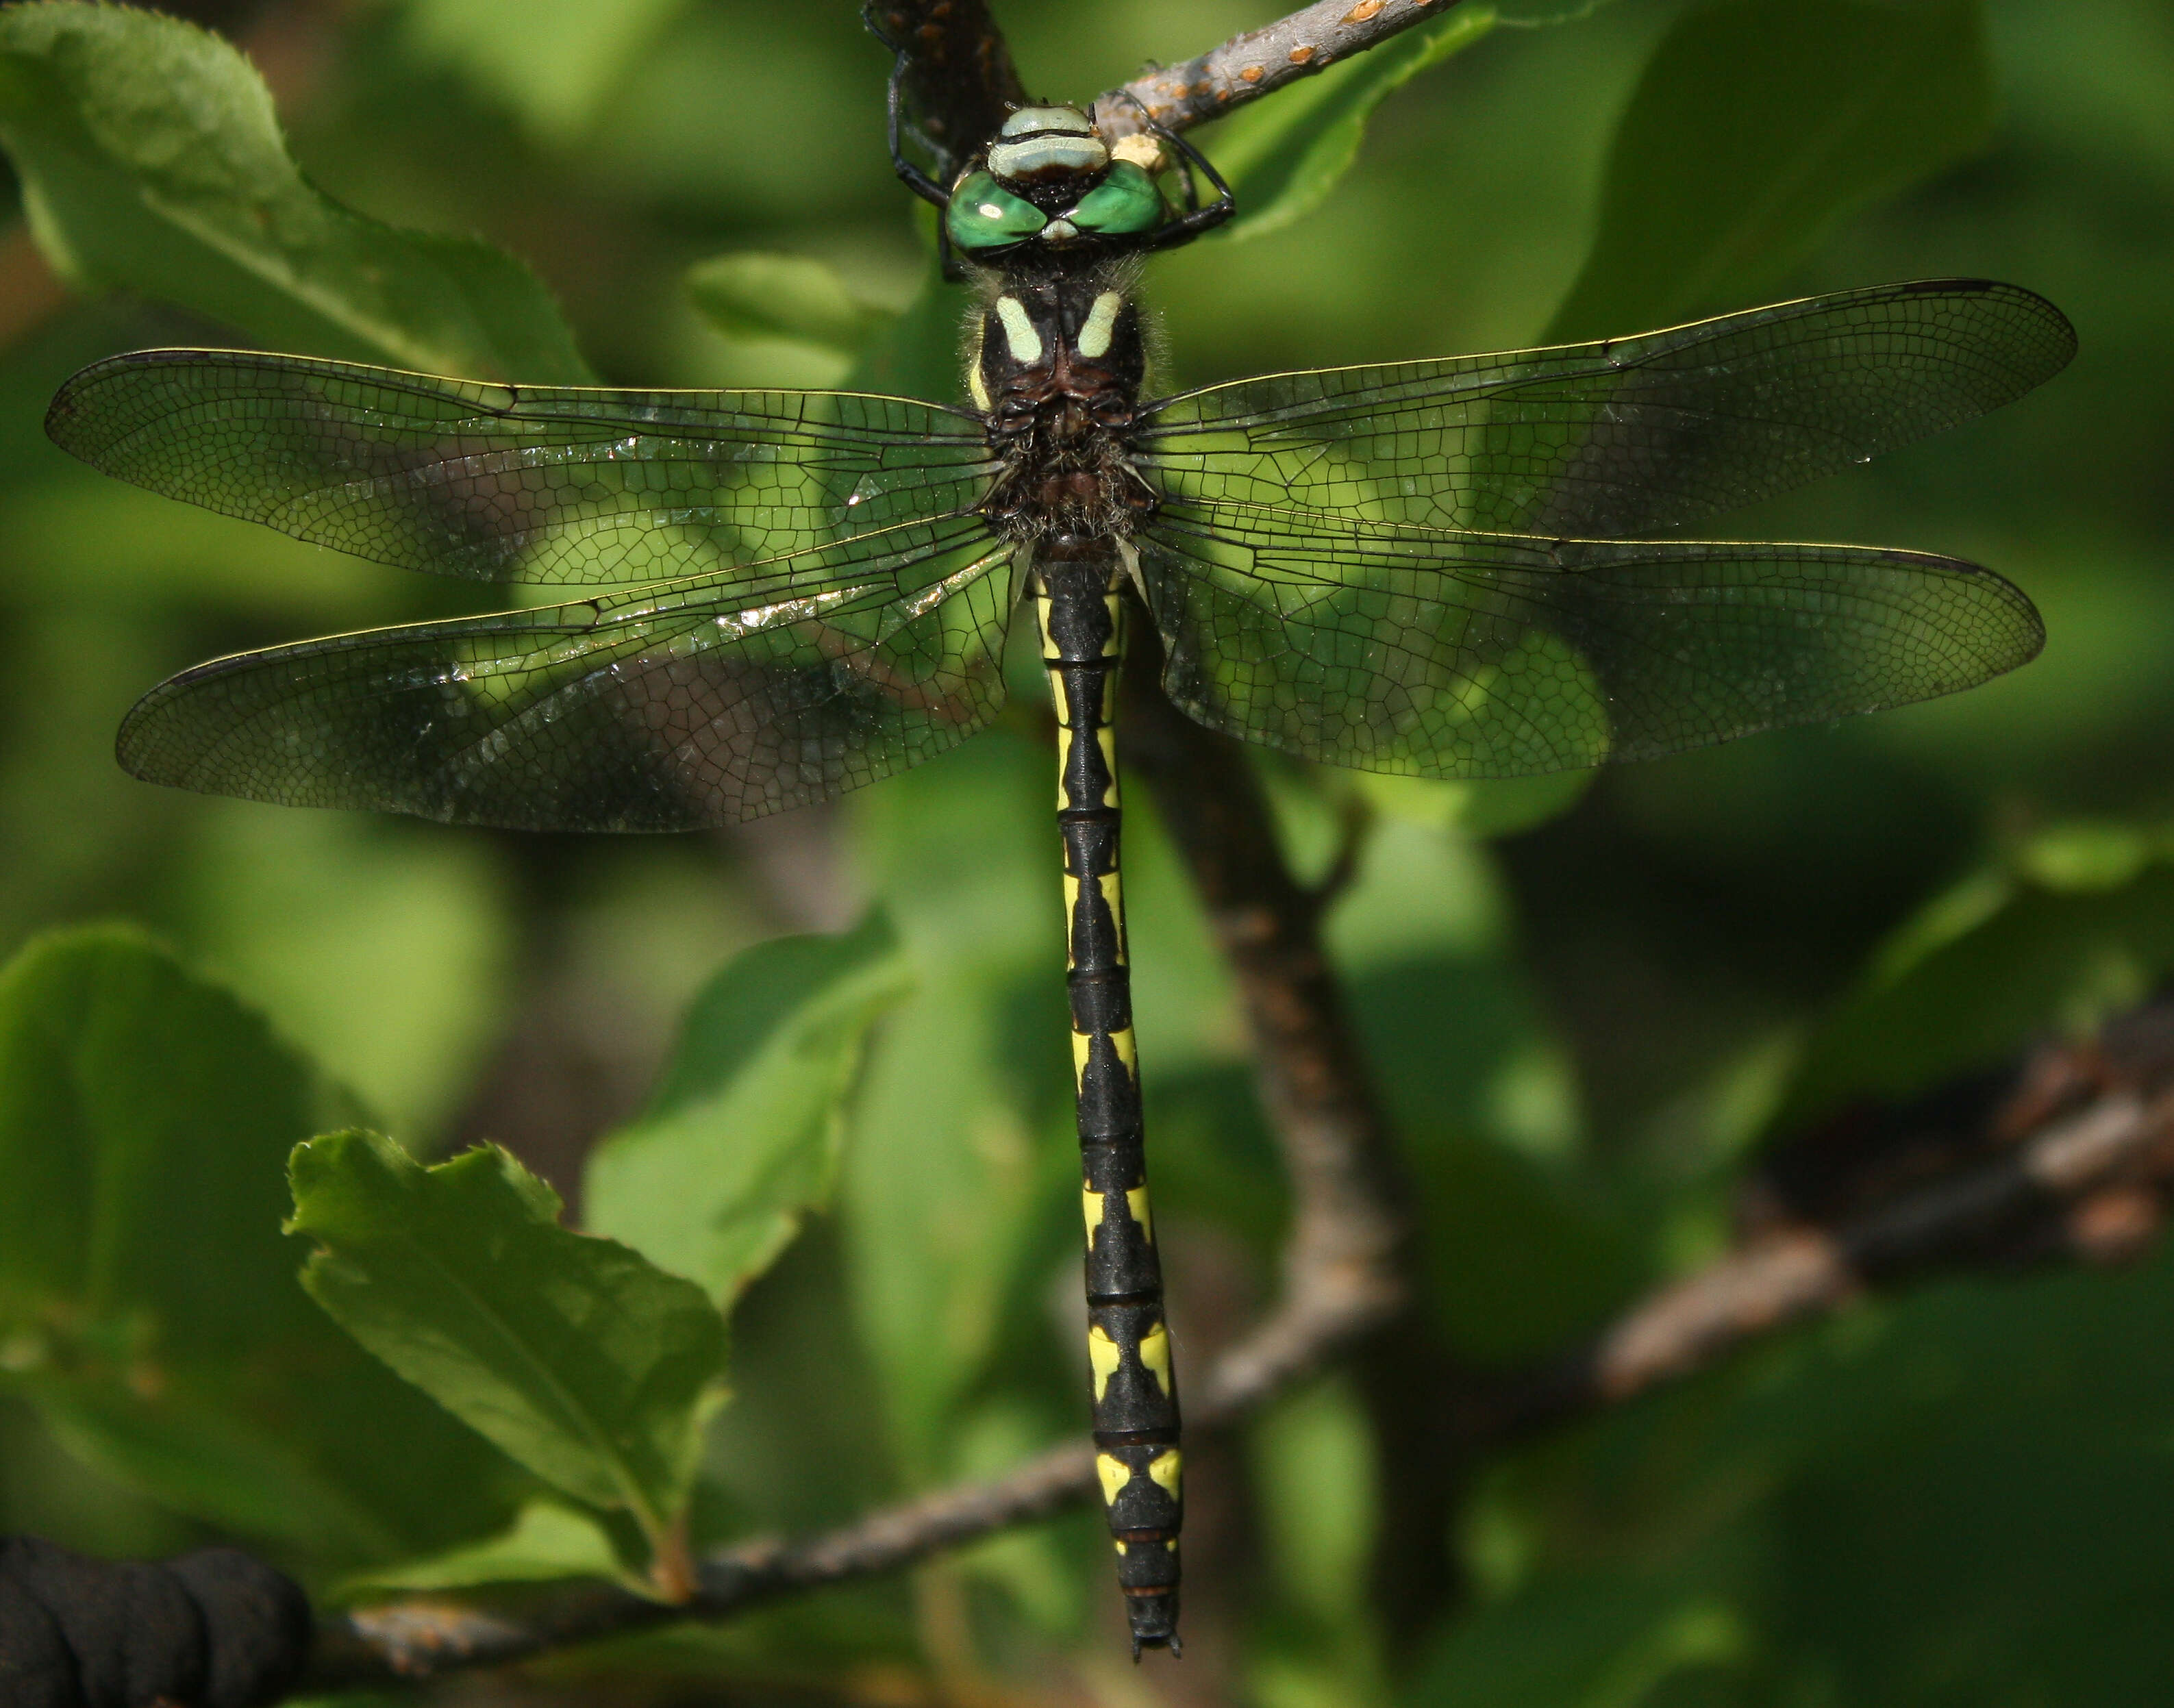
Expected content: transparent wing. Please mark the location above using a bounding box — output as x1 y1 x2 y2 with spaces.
117 515 1015 829
1137 281 2075 538
47 349 998 586
1138 500 2042 777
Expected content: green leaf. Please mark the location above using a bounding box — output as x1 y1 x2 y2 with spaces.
1253 1377 1382 1629
289 1131 727 1559
686 252 899 354
0 3 591 381
335 1498 633 1597
839 733 1066 1478
1409 1546 1759 1708
397 0 690 147
584 911 915 1307
1431 1243 2174 1703
1245 1377 1391 1702
1771 822 2174 1134
1546 0 1995 340
187 804 514 1146
842 255 969 407
1352 770 1595 840
0 927 514 1561
1203 7 1499 243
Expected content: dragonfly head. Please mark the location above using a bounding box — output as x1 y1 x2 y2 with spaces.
946 105 1169 260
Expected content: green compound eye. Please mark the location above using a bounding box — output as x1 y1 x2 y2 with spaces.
1068 162 1165 237
947 171 1047 251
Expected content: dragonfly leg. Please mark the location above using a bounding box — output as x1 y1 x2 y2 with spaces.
1038 547 1184 1656
1105 91 1234 251
880 36 953 210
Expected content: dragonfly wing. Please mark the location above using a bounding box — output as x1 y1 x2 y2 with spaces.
1137 281 2074 538
1138 501 2042 777
47 349 997 586
117 515 1015 829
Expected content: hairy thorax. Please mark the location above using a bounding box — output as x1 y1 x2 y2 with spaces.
971 266 1158 542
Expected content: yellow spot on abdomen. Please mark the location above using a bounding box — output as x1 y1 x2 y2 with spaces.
1138 1320 1173 1396
1126 1185 1154 1244
1098 869 1127 962
1147 1448 1182 1497
1096 1453 1131 1505
1082 1185 1104 1247
1087 1324 1122 1401
1077 1025 1142 1083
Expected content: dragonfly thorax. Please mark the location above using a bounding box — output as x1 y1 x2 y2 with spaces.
972 269 1155 542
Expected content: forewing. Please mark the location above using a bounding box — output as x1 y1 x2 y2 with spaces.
1138 281 2074 538
47 349 997 586
116 516 1015 829
1140 501 2042 777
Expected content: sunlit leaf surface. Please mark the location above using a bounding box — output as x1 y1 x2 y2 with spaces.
290 1129 727 1547
0 4 591 379
585 910 915 1305
0 929 513 1560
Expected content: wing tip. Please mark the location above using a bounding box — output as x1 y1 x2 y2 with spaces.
45 348 215 463
114 674 202 790
1873 277 2079 395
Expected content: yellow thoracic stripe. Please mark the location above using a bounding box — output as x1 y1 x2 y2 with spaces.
996 295 1043 364
1079 290 1123 359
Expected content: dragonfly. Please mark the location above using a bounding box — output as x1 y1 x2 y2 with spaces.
46 84 2071 1656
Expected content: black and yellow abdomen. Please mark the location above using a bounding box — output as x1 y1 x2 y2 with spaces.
1038 546 1182 1654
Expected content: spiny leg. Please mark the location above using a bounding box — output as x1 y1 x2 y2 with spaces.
1038 550 1183 1657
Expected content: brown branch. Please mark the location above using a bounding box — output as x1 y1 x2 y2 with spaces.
306 1442 1099 1682
863 0 1025 180
1117 638 1412 1411
1475 1016 2174 1441
1095 0 1473 139
1115 659 1477 1650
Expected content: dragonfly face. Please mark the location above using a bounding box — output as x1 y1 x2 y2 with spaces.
946 105 1172 258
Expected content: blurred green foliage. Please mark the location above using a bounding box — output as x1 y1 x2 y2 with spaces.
0 0 2170 1703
